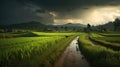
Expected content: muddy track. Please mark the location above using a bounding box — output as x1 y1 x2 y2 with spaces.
88 36 120 51
54 36 90 67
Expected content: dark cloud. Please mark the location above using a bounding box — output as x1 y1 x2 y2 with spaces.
27 0 120 10
36 9 46 13
17 0 120 18
0 0 120 25
0 0 54 25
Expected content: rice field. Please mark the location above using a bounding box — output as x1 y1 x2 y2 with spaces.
89 33 120 50
0 32 77 67
78 33 120 67
0 32 120 67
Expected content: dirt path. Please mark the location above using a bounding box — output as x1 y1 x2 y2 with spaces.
54 36 90 67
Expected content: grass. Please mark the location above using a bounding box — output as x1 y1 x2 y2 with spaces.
1 31 120 67
89 33 120 50
0 32 76 67
95 37 120 43
33 32 78 36
0 32 39 38
78 33 120 67
90 33 104 38
98 33 120 37
95 33 120 43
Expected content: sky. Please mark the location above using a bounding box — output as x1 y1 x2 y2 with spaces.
1 0 120 25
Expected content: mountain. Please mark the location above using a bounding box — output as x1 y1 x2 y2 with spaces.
54 23 86 31
0 21 47 31
102 22 114 30
92 22 114 31
62 23 86 27
0 21 86 32
91 18 120 32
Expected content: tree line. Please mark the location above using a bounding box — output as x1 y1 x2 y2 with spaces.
85 18 120 32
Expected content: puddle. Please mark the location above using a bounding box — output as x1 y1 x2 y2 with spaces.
54 36 90 67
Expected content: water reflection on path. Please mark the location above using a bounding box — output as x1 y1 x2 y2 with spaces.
54 36 90 67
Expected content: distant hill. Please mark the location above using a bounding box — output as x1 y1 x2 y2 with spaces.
0 21 86 32
93 18 120 32
55 23 86 31
92 22 114 31
0 21 47 31
102 22 114 30
62 23 86 27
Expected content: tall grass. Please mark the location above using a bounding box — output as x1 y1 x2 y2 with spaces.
0 32 76 67
0 32 39 38
90 33 120 50
98 33 120 37
94 37 120 43
91 33 120 43
78 33 120 67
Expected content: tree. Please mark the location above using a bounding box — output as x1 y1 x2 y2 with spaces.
87 24 91 32
114 18 120 31
84 24 92 33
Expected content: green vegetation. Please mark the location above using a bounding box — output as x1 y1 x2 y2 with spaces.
0 32 39 38
78 33 120 67
96 32 120 44
94 37 120 43
33 32 78 36
98 33 120 37
0 32 76 67
90 33 120 50
1 31 120 67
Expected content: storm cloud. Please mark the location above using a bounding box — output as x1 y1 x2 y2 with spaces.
0 0 54 25
1 0 120 25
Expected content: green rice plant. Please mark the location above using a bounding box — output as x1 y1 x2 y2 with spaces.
33 32 78 36
78 33 120 67
0 36 63 67
0 32 76 67
98 33 120 37
90 33 120 50
90 33 104 38
0 32 38 38
95 37 120 43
